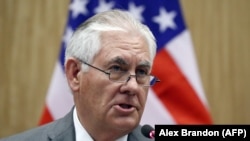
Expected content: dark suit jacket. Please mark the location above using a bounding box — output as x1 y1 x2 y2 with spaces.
0 108 153 141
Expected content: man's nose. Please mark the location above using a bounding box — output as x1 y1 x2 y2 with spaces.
124 75 140 92
126 75 137 83
120 75 141 96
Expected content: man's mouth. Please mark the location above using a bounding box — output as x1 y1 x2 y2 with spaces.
114 103 136 114
119 104 133 109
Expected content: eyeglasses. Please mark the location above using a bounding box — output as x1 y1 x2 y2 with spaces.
78 60 160 87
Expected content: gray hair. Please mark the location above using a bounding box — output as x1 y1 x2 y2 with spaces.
65 9 156 71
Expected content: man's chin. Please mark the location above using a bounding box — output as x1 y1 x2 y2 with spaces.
112 117 139 131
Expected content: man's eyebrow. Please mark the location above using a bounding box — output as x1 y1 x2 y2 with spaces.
106 57 151 68
108 57 128 65
138 61 151 68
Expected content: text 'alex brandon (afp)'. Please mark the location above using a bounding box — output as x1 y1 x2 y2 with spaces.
155 125 250 140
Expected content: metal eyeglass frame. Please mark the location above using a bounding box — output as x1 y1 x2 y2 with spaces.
78 59 160 87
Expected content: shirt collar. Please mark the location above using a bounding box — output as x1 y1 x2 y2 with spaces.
73 107 128 141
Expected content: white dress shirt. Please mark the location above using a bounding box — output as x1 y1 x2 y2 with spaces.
73 107 128 141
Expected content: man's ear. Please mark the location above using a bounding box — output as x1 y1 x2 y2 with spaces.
65 58 81 92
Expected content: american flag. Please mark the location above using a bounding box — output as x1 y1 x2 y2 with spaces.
39 0 212 126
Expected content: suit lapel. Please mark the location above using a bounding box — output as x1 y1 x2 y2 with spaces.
45 107 153 141
47 107 75 141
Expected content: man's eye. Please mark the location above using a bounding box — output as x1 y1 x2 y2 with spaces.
110 65 123 72
136 69 148 76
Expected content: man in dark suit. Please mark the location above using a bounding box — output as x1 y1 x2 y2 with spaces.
1 9 159 141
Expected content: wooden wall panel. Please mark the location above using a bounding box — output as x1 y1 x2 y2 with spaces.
181 0 250 124
0 0 70 137
0 0 250 138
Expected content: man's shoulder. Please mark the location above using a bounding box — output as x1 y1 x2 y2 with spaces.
0 109 75 141
0 121 56 141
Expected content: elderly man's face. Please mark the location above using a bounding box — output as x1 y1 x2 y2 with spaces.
76 30 152 133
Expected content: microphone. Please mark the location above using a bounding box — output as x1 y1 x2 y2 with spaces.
141 124 155 139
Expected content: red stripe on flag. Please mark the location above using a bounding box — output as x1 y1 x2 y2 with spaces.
152 49 212 124
39 106 53 125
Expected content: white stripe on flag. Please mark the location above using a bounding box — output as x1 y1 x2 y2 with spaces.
166 30 208 106
140 88 176 126
46 62 74 119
